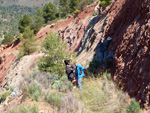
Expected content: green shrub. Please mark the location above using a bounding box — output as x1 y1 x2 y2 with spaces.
29 82 42 101
74 9 80 15
60 76 73 91
1 90 11 102
10 104 38 113
100 1 107 9
28 71 37 80
9 86 14 92
100 0 112 9
45 92 63 108
20 86 29 101
2 34 14 45
68 82 73 90
93 11 98 16
101 71 111 80
50 76 73 91
126 99 140 113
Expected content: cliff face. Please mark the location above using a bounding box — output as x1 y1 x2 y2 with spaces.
108 0 150 108
76 0 150 107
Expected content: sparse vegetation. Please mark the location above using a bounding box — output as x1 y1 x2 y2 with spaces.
126 99 140 113
59 93 84 113
59 76 73 91
29 82 42 101
45 92 63 109
8 68 141 113
1 90 11 102
10 103 39 113
0 1 144 113
74 74 131 113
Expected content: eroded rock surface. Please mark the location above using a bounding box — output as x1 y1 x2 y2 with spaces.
76 0 150 107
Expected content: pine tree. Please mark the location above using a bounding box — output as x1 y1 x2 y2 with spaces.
19 27 38 56
43 2 57 23
59 0 70 17
2 33 14 45
18 14 33 33
38 32 75 76
33 8 45 33
69 0 79 13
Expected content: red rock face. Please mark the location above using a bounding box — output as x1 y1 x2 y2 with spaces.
75 0 149 107
0 54 16 86
104 0 150 107
0 40 20 86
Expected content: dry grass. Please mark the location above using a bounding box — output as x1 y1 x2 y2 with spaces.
73 77 130 113
59 92 85 113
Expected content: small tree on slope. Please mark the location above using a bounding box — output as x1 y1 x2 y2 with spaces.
18 14 33 33
38 32 75 77
19 27 38 56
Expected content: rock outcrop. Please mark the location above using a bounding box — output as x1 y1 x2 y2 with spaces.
37 5 96 52
76 0 150 107
0 39 20 86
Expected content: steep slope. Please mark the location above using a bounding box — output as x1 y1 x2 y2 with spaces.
37 5 95 52
75 0 150 107
0 40 20 87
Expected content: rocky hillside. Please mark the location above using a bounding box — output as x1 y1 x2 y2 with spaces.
0 5 95 92
0 0 150 108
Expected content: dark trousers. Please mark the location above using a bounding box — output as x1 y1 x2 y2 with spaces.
68 73 73 82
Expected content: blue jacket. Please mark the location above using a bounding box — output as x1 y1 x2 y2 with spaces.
76 64 85 78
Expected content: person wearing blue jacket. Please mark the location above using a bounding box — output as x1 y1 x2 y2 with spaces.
74 62 85 91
